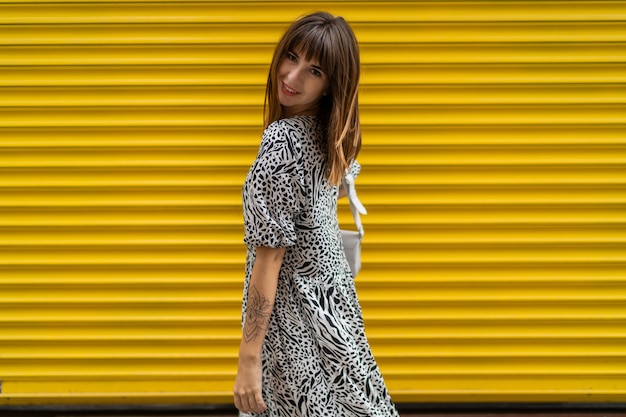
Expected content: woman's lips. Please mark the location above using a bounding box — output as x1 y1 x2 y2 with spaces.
281 82 298 96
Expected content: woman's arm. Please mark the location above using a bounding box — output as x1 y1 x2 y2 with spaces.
233 246 286 414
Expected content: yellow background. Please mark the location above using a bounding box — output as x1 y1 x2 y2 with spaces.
1 0 626 407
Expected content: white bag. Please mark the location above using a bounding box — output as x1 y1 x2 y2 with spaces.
340 172 367 277
340 229 362 277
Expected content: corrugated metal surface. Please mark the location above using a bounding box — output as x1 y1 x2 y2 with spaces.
1 0 626 407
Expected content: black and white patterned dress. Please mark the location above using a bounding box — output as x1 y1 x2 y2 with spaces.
241 115 399 417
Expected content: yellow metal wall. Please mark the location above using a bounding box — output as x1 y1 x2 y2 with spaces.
1 0 626 407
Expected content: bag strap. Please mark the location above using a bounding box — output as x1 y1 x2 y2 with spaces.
342 172 367 238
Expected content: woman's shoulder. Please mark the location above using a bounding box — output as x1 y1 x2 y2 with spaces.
264 115 322 151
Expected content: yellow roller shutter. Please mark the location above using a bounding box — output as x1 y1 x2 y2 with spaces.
1 0 625 407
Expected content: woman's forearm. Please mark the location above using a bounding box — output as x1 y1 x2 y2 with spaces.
239 246 286 359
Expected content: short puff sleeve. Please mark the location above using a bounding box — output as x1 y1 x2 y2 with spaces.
243 121 305 248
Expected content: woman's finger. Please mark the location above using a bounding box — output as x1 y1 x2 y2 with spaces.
254 391 268 412
233 392 244 413
244 393 259 414
235 390 252 414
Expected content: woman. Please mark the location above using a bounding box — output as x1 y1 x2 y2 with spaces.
234 11 400 417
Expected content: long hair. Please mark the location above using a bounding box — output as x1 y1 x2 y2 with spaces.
264 11 361 185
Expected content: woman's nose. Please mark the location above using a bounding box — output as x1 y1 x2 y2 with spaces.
286 65 305 82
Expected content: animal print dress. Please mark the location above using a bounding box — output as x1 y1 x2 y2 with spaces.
241 115 399 417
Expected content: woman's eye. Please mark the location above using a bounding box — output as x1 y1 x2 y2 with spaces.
287 53 297 61
311 68 322 77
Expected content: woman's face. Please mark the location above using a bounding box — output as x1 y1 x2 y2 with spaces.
277 49 330 117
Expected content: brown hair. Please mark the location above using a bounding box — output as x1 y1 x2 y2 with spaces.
264 11 361 185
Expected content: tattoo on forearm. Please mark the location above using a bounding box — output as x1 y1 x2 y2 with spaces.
243 285 274 343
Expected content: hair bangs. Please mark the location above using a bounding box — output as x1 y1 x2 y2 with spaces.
287 25 335 77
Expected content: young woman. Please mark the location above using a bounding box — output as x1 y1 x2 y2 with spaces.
234 12 400 417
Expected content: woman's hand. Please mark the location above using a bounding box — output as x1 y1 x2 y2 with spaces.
234 355 267 414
